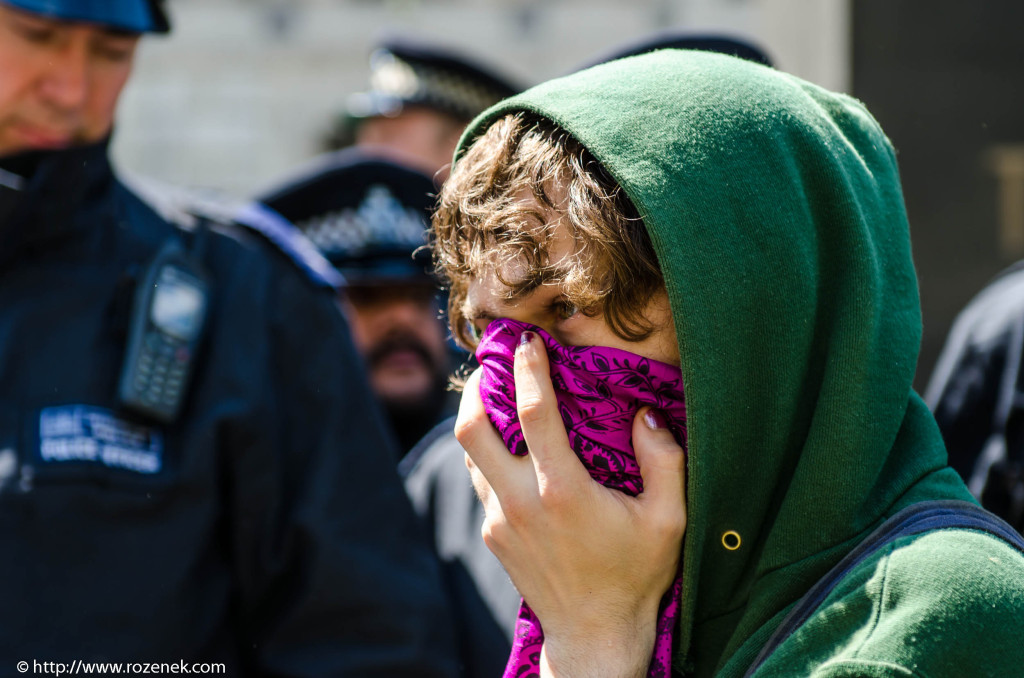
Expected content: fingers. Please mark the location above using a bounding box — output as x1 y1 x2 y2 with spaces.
456 368 530 560
513 331 585 486
464 451 493 509
631 407 688 538
455 368 526 500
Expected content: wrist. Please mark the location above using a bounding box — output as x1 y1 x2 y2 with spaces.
539 614 658 678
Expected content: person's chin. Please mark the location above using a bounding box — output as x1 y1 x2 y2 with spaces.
9 122 76 151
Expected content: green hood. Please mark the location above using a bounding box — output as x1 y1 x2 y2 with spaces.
454 50 972 676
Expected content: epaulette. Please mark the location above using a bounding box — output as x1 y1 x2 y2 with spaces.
120 172 344 290
232 201 345 290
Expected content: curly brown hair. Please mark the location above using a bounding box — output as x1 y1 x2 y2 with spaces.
431 111 665 350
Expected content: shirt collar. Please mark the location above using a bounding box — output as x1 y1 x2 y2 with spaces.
0 137 116 256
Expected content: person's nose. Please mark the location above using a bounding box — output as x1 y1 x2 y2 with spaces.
39 38 90 113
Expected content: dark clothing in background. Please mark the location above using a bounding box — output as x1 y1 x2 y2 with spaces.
0 139 458 676
927 261 1024 533
401 418 520 678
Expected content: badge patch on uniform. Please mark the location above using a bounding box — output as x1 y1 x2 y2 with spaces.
37 406 163 474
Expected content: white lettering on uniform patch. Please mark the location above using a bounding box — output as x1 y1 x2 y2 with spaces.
40 437 99 462
38 406 163 474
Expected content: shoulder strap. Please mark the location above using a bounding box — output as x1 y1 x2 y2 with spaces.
231 201 344 290
121 172 344 290
744 500 1024 677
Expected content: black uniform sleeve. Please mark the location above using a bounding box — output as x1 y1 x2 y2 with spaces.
215 248 460 677
926 319 1008 481
402 420 520 678
925 266 1024 530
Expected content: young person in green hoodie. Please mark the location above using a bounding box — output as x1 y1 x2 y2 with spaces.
433 49 1024 677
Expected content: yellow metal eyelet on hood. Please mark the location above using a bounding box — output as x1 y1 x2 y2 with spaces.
722 531 742 551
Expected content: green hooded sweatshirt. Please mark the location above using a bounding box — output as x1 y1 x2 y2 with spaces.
453 50 1024 676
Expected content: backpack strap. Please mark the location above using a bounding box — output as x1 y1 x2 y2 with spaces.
744 500 1024 677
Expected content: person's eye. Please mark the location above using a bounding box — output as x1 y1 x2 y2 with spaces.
553 299 580 321
466 320 483 343
95 44 134 62
93 37 136 62
10 19 55 44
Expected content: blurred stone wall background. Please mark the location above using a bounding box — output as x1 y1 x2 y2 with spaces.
112 0 850 197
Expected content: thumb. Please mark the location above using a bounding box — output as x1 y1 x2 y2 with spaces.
632 407 687 522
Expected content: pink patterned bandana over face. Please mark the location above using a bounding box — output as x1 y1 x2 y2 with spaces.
475 317 687 678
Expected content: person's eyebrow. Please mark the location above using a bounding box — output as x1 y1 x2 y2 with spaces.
100 27 140 39
463 302 499 325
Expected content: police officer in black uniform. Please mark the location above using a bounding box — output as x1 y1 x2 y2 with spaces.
257 150 457 456
0 1 458 674
927 262 1024 534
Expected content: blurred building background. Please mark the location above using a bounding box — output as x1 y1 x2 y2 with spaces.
112 0 1023 389
852 0 1024 390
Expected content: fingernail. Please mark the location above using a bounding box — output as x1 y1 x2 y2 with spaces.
644 409 668 430
518 331 535 348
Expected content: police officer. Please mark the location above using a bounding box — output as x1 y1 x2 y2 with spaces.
257 149 456 455
927 262 1024 533
326 36 522 179
0 1 458 673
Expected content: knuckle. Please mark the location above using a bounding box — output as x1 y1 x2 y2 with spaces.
480 523 498 552
516 395 546 425
651 508 686 542
643 433 684 459
536 475 574 512
480 514 510 555
454 411 484 448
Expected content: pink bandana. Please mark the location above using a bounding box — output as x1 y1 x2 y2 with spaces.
476 317 687 677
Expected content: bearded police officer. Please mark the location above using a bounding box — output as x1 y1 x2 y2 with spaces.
257 149 457 456
0 1 458 674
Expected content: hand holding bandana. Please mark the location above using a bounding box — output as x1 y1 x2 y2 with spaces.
475 317 687 677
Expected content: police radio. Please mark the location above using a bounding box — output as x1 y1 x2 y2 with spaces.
118 227 211 423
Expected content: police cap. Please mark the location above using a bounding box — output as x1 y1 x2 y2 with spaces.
257 149 437 286
2 0 169 33
348 36 522 123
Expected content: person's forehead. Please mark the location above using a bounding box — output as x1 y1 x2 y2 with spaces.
466 204 575 278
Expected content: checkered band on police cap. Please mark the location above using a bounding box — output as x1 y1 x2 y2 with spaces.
256 149 438 284
348 37 521 122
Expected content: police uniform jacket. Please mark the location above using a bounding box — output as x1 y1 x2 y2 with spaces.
400 418 520 678
927 261 1024 533
0 139 458 676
